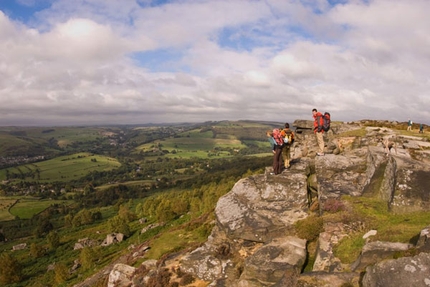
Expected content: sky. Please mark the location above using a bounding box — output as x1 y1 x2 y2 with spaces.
0 0 429 126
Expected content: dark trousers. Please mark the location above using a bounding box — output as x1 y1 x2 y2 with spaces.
273 146 283 174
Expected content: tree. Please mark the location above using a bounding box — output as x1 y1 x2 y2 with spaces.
108 216 131 237
30 243 45 258
47 231 60 249
79 247 100 270
72 209 93 227
64 214 73 227
118 205 137 222
54 262 69 284
0 252 22 284
35 219 54 238
156 199 176 222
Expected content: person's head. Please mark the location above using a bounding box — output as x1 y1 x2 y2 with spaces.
312 108 317 116
266 130 273 137
284 123 290 129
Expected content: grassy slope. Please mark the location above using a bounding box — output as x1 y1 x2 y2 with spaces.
0 153 120 182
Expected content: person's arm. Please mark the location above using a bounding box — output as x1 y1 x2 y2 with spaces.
268 137 276 151
316 116 322 132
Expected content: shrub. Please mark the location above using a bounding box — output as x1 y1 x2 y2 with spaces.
0 253 22 284
294 215 324 241
323 198 345 213
54 262 69 284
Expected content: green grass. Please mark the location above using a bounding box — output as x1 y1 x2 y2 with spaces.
336 127 367 137
142 215 214 260
332 196 430 263
135 133 247 160
398 129 430 140
0 126 107 156
9 197 74 219
95 180 154 190
0 197 18 221
0 152 121 183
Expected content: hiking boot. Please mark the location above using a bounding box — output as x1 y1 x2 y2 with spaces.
317 152 325 156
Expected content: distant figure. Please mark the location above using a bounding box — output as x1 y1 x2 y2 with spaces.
312 108 325 156
280 123 295 168
407 119 412 131
267 129 284 175
419 123 424 134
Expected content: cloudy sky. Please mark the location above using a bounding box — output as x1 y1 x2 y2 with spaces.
0 0 429 126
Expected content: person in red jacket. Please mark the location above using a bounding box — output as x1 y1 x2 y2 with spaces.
312 108 325 156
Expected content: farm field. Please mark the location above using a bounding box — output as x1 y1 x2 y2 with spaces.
95 179 154 190
134 126 268 160
0 196 73 220
0 126 111 157
0 152 121 183
0 197 18 221
9 197 73 219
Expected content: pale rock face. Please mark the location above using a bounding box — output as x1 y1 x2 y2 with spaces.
108 263 136 287
362 252 430 287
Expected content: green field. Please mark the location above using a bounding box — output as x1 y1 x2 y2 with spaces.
0 152 121 183
135 128 252 159
0 196 73 220
9 197 73 219
0 126 110 156
0 197 18 221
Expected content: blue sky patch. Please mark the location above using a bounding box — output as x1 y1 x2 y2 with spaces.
131 49 190 73
0 0 51 23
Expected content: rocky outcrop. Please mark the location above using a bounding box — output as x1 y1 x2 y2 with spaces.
108 120 430 287
215 165 309 243
74 238 98 250
351 241 413 272
362 252 430 287
416 225 430 252
108 263 136 287
102 233 125 246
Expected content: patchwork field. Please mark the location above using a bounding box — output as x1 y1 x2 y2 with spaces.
134 125 269 159
9 197 73 219
0 152 121 183
0 197 18 221
0 196 73 220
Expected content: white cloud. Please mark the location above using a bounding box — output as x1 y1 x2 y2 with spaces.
0 0 429 126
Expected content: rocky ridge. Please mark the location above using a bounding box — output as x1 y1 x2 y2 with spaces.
83 120 430 287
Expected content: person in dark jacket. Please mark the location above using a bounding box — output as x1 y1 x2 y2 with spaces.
267 129 284 174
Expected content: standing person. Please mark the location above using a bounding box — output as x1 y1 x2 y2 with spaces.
267 129 284 175
407 119 412 131
280 123 295 168
312 108 325 156
419 123 424 134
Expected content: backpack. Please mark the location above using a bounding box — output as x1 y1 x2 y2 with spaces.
272 129 284 146
322 112 331 132
282 130 295 145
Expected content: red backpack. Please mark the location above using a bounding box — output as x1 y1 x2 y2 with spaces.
272 129 284 146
